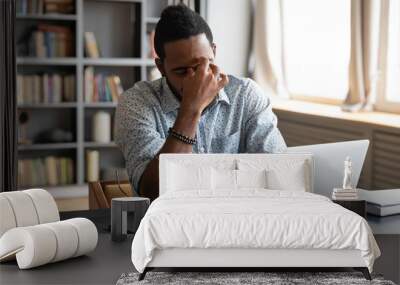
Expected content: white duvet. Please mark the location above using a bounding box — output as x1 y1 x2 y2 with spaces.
131 190 380 273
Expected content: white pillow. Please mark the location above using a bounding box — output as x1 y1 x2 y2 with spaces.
159 154 237 195
266 163 307 191
236 169 268 189
211 169 268 190
237 157 311 192
212 169 236 190
166 162 212 191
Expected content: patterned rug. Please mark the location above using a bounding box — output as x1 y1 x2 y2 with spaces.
116 271 396 285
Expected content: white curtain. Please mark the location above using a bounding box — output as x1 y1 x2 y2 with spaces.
342 0 389 112
252 0 288 98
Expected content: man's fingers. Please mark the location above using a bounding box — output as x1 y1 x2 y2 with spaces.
209 64 220 79
217 73 229 90
197 57 210 75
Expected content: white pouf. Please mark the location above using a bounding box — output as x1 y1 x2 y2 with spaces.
24 189 60 223
0 196 17 237
42 221 79 262
1 191 39 227
0 225 57 268
0 189 59 235
0 189 98 269
65 218 98 257
0 219 98 269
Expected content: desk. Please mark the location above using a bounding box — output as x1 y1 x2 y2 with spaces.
367 214 400 284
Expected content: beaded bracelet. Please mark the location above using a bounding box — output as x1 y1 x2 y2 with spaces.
168 128 197 145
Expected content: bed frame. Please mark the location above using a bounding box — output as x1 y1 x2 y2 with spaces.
138 248 371 280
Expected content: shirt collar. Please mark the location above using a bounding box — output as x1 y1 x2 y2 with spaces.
217 87 230 106
160 77 231 114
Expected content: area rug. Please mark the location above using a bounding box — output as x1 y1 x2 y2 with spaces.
116 271 396 285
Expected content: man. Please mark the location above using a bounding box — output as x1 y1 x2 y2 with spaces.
115 5 286 201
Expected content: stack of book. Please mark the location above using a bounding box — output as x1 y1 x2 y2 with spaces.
332 188 359 200
16 73 75 104
84 67 123 103
27 24 73 57
18 156 74 187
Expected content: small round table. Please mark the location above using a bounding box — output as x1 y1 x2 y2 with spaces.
111 197 150 242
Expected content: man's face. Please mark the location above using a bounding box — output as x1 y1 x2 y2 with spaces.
156 33 216 99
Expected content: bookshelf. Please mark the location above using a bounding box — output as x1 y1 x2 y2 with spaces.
16 0 206 193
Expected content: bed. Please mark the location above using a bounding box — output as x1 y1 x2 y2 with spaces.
131 154 380 280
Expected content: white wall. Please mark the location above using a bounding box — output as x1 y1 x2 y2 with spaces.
206 0 251 77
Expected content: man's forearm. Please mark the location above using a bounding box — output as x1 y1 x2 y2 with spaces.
138 110 201 200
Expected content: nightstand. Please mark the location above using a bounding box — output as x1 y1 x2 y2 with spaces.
332 199 366 218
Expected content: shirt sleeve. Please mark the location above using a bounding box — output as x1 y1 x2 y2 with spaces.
115 85 165 192
243 78 287 153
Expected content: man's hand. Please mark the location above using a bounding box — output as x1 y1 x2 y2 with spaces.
180 57 229 116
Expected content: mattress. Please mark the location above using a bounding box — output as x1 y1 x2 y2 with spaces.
131 190 380 273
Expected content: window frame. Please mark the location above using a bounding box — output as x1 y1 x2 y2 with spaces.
290 94 343 106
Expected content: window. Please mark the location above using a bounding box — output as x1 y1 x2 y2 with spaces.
281 0 351 102
376 0 400 113
258 0 399 113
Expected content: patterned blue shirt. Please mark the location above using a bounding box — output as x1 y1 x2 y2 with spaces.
115 75 287 191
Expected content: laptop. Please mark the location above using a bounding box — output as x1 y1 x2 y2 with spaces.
286 140 370 197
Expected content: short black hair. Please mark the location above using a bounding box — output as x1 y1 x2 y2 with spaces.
154 5 213 60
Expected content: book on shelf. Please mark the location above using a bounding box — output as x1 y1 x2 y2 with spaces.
17 0 74 15
18 156 74 188
63 75 75 102
86 150 99 182
17 0 43 15
17 73 75 104
44 0 74 14
84 67 123 103
84 67 94 103
84 32 100 58
23 24 73 57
